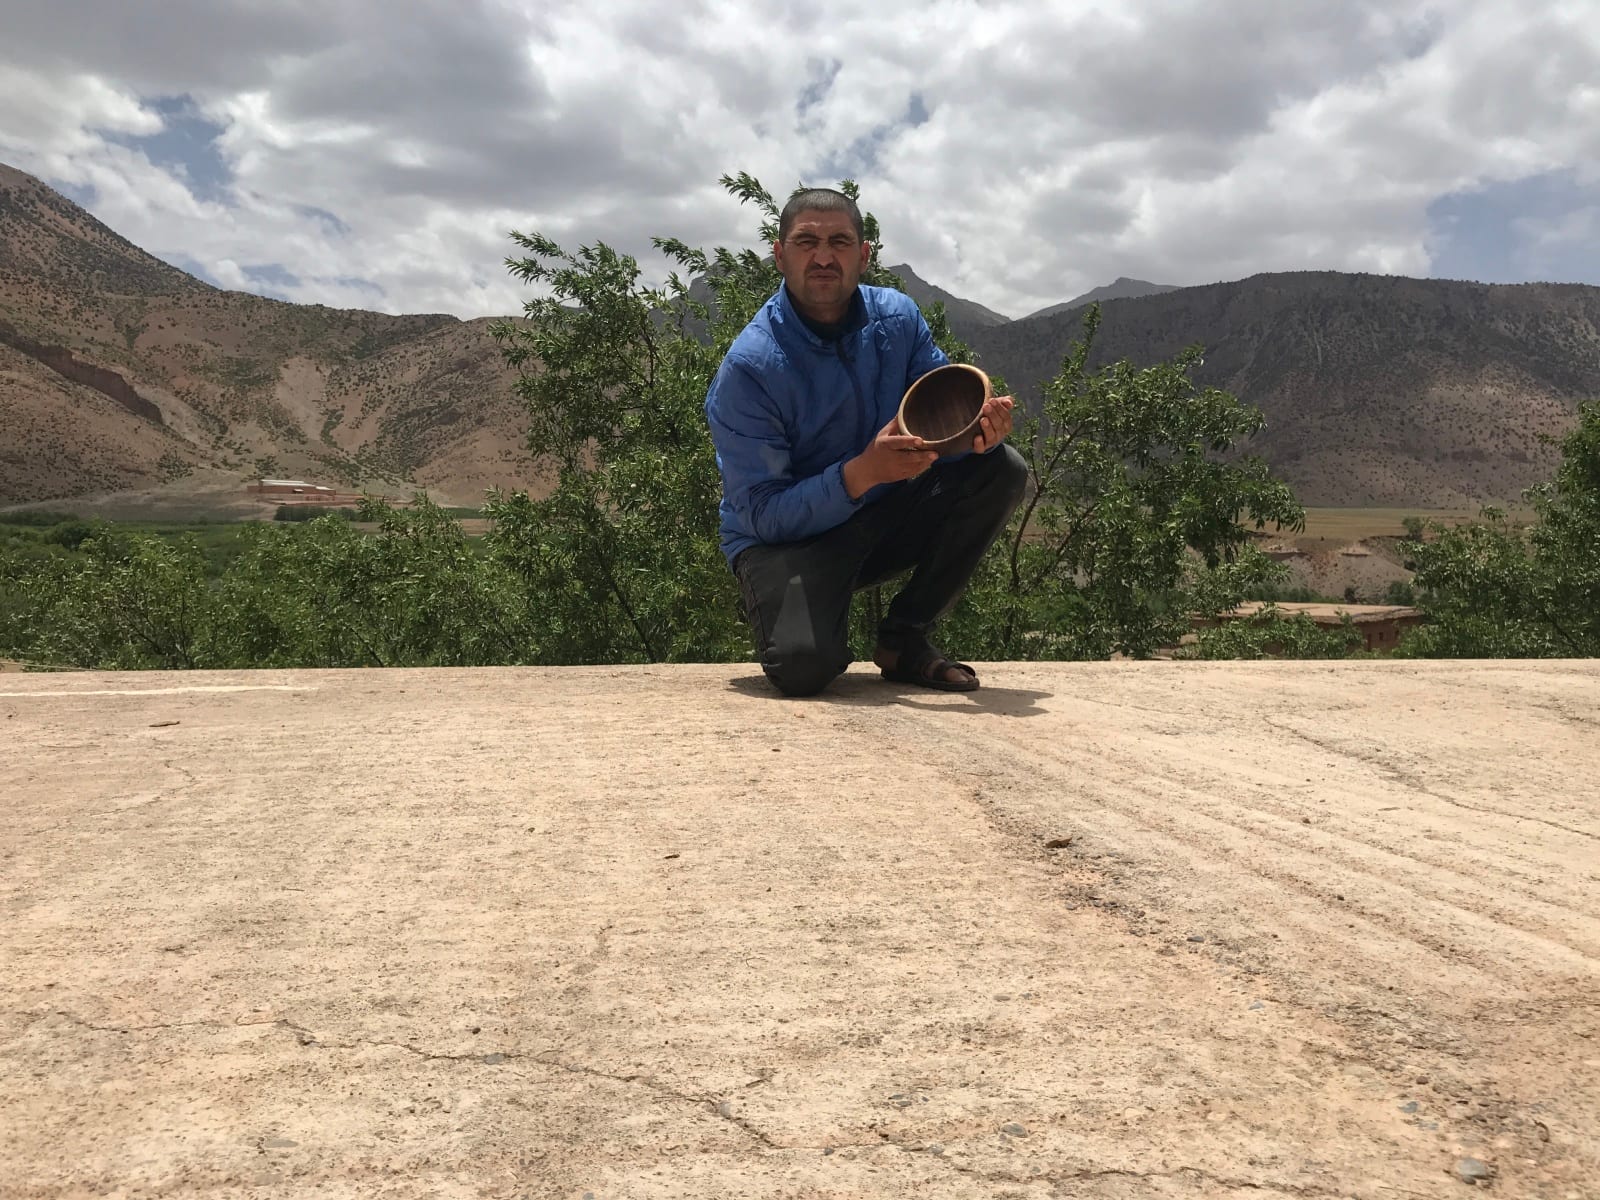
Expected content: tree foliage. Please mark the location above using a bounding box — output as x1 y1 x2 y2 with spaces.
1 501 542 670
939 306 1303 660
1400 402 1600 657
1186 607 1364 660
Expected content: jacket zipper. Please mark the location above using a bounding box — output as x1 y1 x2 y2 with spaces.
837 337 869 458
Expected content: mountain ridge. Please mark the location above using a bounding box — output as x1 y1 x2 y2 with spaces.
0 163 536 507
4 163 1597 511
968 269 1600 506
1020 276 1181 322
884 263 1012 340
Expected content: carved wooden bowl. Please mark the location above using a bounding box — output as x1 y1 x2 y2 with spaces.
896 363 991 454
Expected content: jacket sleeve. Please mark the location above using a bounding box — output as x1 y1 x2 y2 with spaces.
706 355 862 546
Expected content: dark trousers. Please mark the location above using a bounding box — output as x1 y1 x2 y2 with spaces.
733 444 1027 696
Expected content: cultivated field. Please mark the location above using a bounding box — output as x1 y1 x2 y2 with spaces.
3 662 1596 1198
1296 506 1527 541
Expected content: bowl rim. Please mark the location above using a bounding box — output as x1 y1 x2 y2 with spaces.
895 362 992 449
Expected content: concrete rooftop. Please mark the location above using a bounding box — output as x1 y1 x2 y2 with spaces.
3 661 1598 1199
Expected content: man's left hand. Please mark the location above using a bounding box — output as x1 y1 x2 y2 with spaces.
972 395 1015 453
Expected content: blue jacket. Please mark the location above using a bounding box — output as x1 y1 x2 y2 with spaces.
705 284 948 563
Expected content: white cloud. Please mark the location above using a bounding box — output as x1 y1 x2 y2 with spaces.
0 65 161 148
1 0 1597 319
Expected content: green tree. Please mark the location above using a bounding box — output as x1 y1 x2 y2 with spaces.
0 500 541 670
1408 409 1593 662
1526 401 1600 652
1401 404 1600 657
939 306 1304 660
215 498 537 668
3 528 219 669
488 174 941 663
1382 579 1417 606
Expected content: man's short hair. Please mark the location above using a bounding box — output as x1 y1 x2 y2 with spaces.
778 188 865 244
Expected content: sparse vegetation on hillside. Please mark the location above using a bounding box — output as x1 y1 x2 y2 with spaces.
967 273 1600 508
0 165 532 505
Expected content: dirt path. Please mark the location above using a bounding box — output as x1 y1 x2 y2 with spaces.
2 663 1596 1199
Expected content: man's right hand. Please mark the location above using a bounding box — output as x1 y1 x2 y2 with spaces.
842 417 938 499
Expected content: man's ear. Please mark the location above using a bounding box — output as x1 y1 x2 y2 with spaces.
858 241 872 270
772 241 785 269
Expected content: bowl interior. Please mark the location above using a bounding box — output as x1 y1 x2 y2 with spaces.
902 366 987 444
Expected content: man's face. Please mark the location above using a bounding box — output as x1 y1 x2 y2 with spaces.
773 209 871 319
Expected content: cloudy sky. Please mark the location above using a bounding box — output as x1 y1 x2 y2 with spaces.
2 0 1597 320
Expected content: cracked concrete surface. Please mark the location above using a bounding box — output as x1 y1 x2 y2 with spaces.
2 662 1598 1198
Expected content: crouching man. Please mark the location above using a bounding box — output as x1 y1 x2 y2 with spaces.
705 187 1026 697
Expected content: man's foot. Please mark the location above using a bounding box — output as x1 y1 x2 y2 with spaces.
873 639 980 692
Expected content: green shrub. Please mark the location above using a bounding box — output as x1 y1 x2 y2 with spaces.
0 510 83 528
1187 608 1364 660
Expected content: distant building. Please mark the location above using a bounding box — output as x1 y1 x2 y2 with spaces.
1206 602 1426 653
252 479 348 504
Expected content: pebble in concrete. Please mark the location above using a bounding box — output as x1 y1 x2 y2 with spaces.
1454 1157 1492 1185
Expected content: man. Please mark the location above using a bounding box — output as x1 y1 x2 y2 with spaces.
705 187 1026 697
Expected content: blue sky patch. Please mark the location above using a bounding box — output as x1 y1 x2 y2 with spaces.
55 179 98 208
331 275 384 294
242 263 303 297
295 204 351 236
796 59 842 122
814 94 931 181
1427 169 1600 286
102 94 233 204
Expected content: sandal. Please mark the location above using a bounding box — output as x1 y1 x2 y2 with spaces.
875 639 980 692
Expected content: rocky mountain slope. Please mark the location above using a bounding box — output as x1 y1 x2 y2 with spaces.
5 162 1597 511
969 272 1600 507
1021 275 1181 321
0 163 534 507
885 263 1011 341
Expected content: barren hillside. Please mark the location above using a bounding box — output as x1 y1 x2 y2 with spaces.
7 159 1599 512
970 271 1600 507
0 163 535 507
887 263 1013 340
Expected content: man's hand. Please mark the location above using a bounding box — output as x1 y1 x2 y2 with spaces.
843 417 937 499
971 395 1015 454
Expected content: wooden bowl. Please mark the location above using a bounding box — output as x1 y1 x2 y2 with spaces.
896 363 991 454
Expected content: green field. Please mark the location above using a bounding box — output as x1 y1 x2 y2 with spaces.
1295 507 1529 541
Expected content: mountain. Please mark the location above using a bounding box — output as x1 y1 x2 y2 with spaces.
0 162 535 509
6 163 1598 513
885 263 1012 342
968 271 1600 507
1021 277 1181 322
